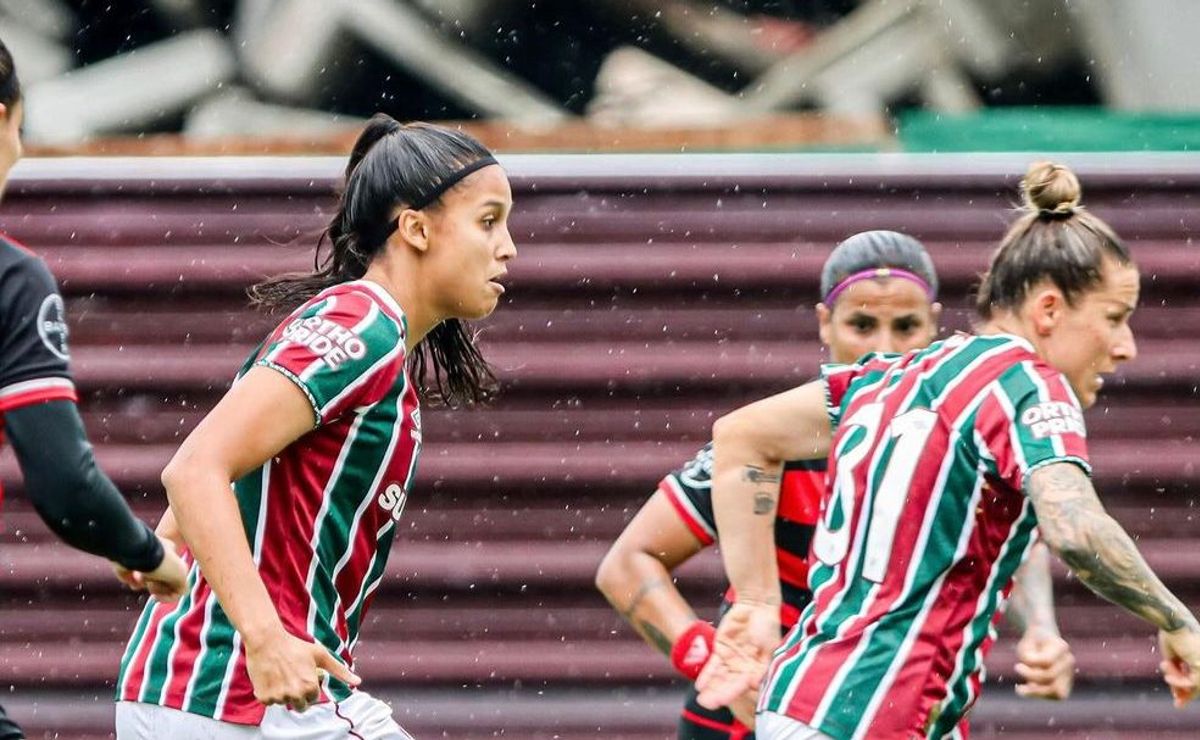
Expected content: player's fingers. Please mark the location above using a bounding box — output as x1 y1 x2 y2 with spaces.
313 648 361 686
1014 662 1056 685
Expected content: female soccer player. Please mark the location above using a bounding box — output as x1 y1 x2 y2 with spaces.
699 162 1200 739
114 114 516 738
0 37 188 740
597 231 1072 738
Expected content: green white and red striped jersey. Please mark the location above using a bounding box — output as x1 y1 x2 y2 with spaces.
759 333 1090 740
117 280 420 725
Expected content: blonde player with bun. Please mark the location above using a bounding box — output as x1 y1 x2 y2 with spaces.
700 162 1200 739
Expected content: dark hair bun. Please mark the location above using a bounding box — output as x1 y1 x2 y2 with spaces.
1021 161 1081 216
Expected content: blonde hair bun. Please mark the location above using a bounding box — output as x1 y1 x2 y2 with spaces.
1021 161 1081 216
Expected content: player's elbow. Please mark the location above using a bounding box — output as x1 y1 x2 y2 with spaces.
595 542 632 602
160 448 219 507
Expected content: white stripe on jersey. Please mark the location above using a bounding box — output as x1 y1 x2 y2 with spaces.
304 409 370 643
155 563 205 705
0 376 75 400
347 516 401 655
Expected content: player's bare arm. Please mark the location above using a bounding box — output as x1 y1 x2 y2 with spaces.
1027 462 1200 706
1028 463 1196 632
163 366 360 708
596 491 705 658
711 379 831 607
1007 542 1075 700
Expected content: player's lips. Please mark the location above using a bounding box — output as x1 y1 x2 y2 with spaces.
488 272 507 294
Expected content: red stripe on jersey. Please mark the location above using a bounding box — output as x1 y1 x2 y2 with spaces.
680 708 751 738
659 478 716 546
776 547 812 592
0 384 77 413
777 467 822 525
119 602 175 702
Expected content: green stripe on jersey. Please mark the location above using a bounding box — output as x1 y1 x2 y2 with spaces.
137 567 202 704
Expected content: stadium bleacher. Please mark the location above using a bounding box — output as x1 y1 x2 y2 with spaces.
1 154 1197 738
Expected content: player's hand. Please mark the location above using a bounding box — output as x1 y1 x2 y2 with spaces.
1159 626 1200 708
155 506 187 555
244 628 361 712
1014 629 1074 700
111 536 190 603
695 600 778 712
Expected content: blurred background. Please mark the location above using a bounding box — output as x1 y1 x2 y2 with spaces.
1 1 1199 739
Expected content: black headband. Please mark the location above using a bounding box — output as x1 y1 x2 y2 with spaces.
383 155 498 239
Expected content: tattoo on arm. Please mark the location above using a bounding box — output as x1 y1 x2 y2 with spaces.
753 491 776 515
743 465 781 485
1029 464 1198 633
620 577 668 621
638 620 675 657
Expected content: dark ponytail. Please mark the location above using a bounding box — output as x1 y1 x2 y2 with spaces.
250 113 500 407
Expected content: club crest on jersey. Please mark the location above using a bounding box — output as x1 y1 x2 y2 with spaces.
37 294 70 360
1020 401 1085 439
377 482 409 522
282 316 367 370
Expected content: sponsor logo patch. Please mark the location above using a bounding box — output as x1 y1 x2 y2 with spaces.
377 482 409 522
37 294 70 360
282 316 368 370
1020 400 1086 439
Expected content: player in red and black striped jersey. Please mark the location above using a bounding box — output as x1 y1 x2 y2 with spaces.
599 230 1076 739
700 163 1200 738
0 37 187 740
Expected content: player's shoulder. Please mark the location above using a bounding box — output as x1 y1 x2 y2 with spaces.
0 233 52 280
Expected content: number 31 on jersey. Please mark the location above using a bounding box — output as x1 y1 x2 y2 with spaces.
812 402 937 583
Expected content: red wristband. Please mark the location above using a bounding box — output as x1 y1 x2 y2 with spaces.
670 620 717 681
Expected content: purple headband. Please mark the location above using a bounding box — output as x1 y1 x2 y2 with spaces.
823 267 936 306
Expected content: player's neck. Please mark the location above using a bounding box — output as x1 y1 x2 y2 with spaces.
978 314 1040 351
361 262 434 350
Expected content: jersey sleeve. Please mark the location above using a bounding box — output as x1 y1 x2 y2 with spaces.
657 443 717 546
0 255 76 412
256 290 405 426
977 359 1091 492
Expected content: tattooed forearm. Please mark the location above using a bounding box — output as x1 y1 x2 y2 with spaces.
1028 464 1199 633
620 577 669 621
753 491 776 515
637 620 675 657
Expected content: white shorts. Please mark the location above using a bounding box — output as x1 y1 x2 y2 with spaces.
756 712 835 740
115 692 414 740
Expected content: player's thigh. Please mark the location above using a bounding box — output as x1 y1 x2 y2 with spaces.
755 713 833 740
260 691 413 740
115 702 260 740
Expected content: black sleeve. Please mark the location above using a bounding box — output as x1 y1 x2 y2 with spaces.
0 252 72 389
5 400 164 572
